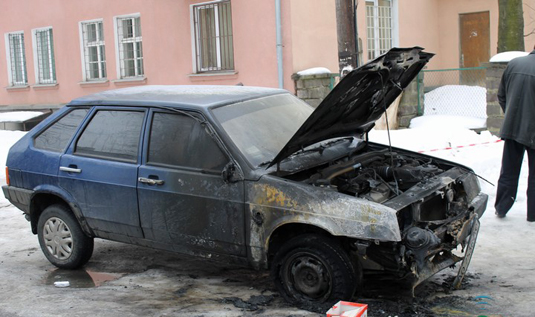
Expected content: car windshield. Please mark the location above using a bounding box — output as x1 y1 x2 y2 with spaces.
213 94 313 167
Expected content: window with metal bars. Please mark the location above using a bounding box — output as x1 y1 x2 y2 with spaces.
366 0 393 60
81 21 107 81
192 0 234 73
116 16 143 78
34 28 57 84
6 32 28 86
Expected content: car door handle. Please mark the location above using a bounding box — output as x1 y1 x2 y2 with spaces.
59 166 82 173
138 177 165 185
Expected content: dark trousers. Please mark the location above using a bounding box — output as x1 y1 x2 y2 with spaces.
495 139 535 221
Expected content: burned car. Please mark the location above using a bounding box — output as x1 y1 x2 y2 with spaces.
3 47 486 308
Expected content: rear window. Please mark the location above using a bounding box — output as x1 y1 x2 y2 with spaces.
75 110 145 163
34 108 89 153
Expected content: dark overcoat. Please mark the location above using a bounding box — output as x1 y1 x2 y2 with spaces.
498 50 535 149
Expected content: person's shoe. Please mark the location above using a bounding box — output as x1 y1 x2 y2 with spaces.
495 211 506 218
528 218 535 222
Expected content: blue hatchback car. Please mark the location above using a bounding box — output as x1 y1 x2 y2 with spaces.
3 47 486 309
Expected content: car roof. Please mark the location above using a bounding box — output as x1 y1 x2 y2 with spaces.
68 85 287 110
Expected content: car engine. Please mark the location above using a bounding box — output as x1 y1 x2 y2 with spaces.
306 148 445 204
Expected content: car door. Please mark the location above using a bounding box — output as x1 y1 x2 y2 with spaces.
137 109 246 257
58 107 147 239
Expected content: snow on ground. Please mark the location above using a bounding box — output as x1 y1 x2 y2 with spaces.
424 85 487 119
0 111 44 122
0 130 26 186
410 114 486 130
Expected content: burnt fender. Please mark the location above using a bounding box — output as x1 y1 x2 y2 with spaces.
245 176 401 266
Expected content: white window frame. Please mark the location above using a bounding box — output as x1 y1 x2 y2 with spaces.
31 27 56 84
365 0 399 60
79 19 107 82
114 13 144 79
190 0 234 73
4 31 28 86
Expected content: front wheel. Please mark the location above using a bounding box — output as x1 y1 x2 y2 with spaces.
271 234 359 310
37 204 94 269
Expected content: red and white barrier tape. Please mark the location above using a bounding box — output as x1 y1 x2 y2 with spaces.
417 139 503 153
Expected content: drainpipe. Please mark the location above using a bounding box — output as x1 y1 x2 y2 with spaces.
275 0 284 89
354 0 360 67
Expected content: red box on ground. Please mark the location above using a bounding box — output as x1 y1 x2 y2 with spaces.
326 301 368 317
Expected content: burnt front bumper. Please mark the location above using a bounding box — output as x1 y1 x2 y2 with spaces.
411 190 486 289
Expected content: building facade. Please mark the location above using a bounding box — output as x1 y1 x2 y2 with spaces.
0 0 339 109
357 0 535 70
2 0 535 110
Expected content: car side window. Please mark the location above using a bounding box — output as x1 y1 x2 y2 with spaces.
34 108 90 153
148 112 228 171
75 110 145 163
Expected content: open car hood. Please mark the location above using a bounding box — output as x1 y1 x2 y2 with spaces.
269 47 434 168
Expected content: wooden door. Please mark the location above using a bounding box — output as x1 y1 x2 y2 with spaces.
460 11 490 85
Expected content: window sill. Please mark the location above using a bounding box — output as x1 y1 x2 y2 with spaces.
32 83 59 90
113 77 147 86
188 71 237 77
5 85 30 91
79 80 110 87
188 71 239 82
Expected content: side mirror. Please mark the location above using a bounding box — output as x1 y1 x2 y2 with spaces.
222 162 242 183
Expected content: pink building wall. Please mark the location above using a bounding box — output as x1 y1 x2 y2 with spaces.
0 0 337 108
357 0 535 70
4 0 535 109
289 0 338 73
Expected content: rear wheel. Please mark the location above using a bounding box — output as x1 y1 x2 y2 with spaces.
37 204 94 269
271 234 358 310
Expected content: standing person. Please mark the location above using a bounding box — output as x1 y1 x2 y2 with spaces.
495 47 535 222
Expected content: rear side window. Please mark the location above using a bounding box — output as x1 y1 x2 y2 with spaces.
148 112 228 171
34 108 89 152
75 110 145 162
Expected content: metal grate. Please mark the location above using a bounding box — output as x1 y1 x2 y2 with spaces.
8 33 28 86
417 67 487 118
366 0 392 60
193 0 234 73
35 28 56 84
117 16 143 78
81 21 107 80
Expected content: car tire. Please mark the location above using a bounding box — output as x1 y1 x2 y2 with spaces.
271 234 358 311
37 204 94 269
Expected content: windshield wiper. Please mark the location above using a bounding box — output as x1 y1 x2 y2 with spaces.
259 159 273 167
291 137 354 158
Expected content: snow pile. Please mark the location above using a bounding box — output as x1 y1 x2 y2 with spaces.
0 111 44 123
490 51 529 63
423 85 487 119
341 65 354 76
410 114 486 130
296 67 331 76
0 130 26 184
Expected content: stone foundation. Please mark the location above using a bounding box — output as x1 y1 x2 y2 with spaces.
484 62 507 135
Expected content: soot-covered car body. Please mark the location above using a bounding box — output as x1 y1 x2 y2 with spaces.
3 47 486 308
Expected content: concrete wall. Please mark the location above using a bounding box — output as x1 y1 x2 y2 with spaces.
292 73 334 108
397 75 423 128
485 62 507 135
